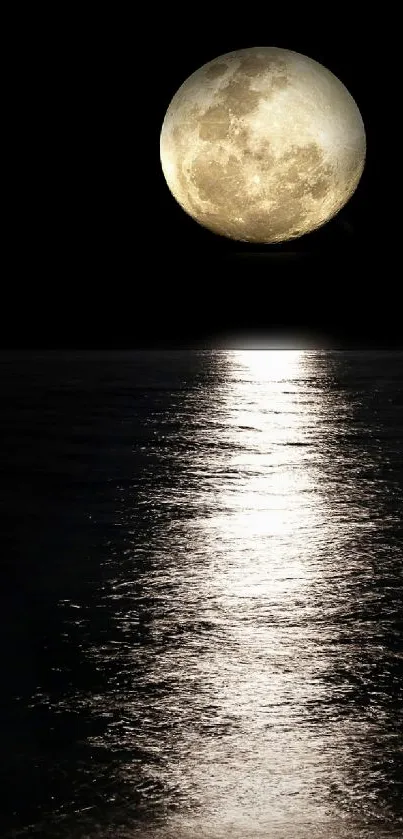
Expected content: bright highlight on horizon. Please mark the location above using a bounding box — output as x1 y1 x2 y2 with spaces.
160 47 366 244
208 330 331 350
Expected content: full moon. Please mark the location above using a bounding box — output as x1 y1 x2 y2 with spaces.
160 47 366 243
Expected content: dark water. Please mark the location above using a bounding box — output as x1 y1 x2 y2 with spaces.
1 350 402 838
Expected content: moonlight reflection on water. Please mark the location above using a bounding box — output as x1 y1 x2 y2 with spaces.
137 349 347 837
1 350 402 838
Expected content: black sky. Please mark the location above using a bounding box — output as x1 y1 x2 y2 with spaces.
6 12 399 349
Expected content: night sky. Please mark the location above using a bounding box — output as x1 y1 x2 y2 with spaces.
7 13 397 349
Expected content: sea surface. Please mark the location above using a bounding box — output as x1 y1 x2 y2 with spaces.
0 349 402 838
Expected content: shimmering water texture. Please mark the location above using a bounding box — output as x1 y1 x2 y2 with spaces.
1 351 402 838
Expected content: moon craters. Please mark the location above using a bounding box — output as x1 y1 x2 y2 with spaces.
160 47 366 243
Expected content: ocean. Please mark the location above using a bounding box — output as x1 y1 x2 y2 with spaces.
1 350 402 838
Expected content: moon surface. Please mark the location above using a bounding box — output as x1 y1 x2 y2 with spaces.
160 47 366 243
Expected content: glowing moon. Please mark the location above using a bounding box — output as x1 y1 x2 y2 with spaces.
160 47 366 243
